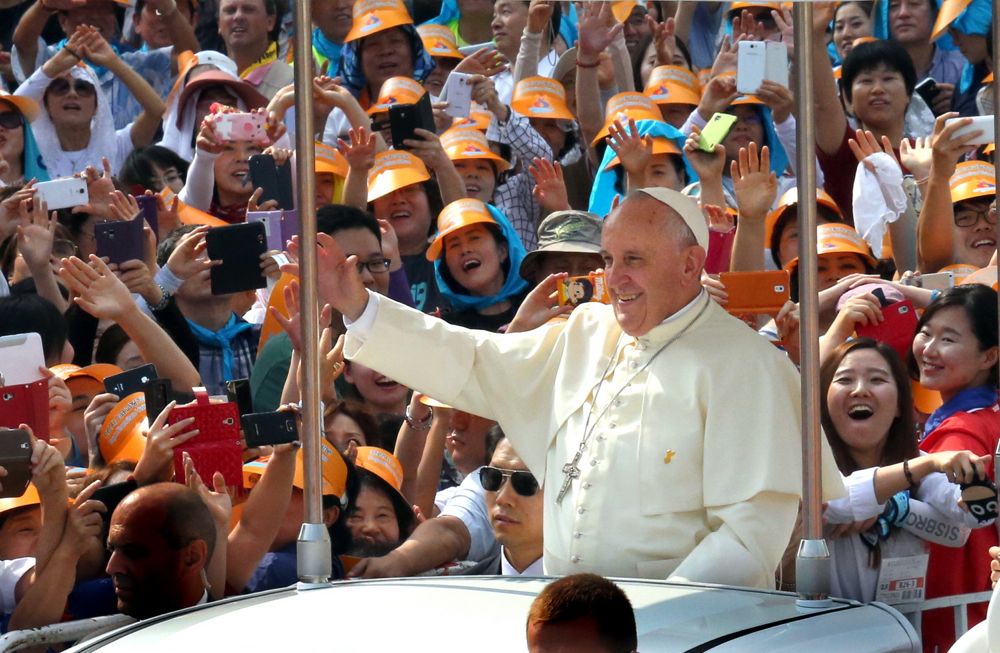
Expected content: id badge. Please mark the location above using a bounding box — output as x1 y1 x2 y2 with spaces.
875 554 928 603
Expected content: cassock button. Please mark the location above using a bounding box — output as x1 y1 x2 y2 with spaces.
577 507 586 514
590 459 598 466
571 555 581 563
636 341 648 351
613 399 622 407
573 531 582 539
629 361 638 370
582 482 592 489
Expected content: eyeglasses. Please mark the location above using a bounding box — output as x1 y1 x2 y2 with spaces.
0 112 23 130
954 205 998 228
356 257 391 275
47 78 96 98
479 466 539 497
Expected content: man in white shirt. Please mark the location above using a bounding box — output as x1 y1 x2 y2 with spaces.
308 187 844 587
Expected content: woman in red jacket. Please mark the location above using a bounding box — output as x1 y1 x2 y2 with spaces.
913 284 999 652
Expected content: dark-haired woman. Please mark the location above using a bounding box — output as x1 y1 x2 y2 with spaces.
913 284 1000 651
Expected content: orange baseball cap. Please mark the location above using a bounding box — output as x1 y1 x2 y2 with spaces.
0 91 39 122
765 187 842 247
452 101 493 131
51 363 123 399
0 483 40 514
417 24 463 60
931 0 973 40
354 446 404 492
99 392 148 464
367 150 430 202
785 223 877 271
728 1 781 16
939 263 979 284
510 77 574 121
440 127 511 173
426 198 498 261
592 92 664 147
368 76 427 115
643 66 701 107
315 141 348 178
963 265 998 290
243 440 348 499
345 0 414 43
611 1 643 23
604 136 681 170
950 161 996 204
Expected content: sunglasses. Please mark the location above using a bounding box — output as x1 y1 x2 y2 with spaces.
47 78 96 98
479 466 539 497
0 112 22 130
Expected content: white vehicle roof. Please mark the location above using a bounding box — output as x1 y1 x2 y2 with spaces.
66 576 920 652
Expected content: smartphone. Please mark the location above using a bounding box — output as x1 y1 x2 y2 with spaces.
134 194 158 239
0 379 49 441
946 115 995 146
95 216 145 265
0 429 33 499
0 333 45 387
699 112 738 152
390 92 436 151
205 222 268 295
736 41 766 95
104 364 158 397
34 177 88 211
225 378 253 416
902 271 954 292
248 154 289 211
856 299 918 360
915 78 940 107
764 41 789 89
215 112 267 143
558 272 611 307
719 270 790 315
241 411 299 448
442 71 473 118
280 209 299 245
246 210 285 251
143 377 172 423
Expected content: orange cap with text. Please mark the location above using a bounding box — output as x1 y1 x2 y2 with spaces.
592 92 664 147
0 483 40 514
452 101 493 131
367 150 431 202
949 161 996 204
643 66 701 107
785 223 877 271
368 76 427 115
440 127 511 173
99 392 148 464
418 24 463 60
510 77 575 121
426 198 498 261
345 0 413 43
354 446 404 492
765 187 842 247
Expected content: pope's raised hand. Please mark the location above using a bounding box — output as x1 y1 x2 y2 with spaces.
282 232 370 321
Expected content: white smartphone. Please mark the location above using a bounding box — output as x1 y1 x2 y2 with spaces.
442 71 473 118
458 42 496 57
0 333 45 387
946 115 995 146
34 177 88 211
736 41 766 95
902 271 955 291
765 41 789 89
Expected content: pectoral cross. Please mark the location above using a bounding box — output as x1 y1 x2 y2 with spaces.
557 451 583 504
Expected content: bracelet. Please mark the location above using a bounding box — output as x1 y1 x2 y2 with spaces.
576 58 601 69
404 405 433 431
148 285 171 312
903 458 916 487
64 47 82 60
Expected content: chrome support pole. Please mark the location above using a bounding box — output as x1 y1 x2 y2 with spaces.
292 0 331 585
792 0 832 607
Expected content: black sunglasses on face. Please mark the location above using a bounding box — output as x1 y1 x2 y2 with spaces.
479 466 540 496
48 78 96 98
0 112 22 130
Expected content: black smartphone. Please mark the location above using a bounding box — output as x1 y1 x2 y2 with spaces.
915 78 939 106
249 154 282 209
143 377 172 423
276 160 293 211
0 428 32 499
241 411 299 448
104 364 158 397
225 378 253 416
389 92 436 151
95 216 145 265
205 222 268 295
134 194 158 239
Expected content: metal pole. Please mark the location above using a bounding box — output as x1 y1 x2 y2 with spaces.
292 0 331 585
792 0 832 607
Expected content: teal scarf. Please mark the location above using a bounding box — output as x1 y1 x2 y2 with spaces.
187 313 253 381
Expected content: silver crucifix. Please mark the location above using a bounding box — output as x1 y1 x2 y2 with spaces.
556 453 582 504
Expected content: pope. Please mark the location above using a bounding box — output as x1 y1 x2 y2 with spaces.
297 188 844 587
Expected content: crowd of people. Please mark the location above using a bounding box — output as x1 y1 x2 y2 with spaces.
0 0 996 650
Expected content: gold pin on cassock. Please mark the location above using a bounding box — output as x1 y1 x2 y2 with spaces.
663 450 676 464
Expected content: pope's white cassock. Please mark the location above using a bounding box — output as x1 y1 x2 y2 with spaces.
344 289 845 588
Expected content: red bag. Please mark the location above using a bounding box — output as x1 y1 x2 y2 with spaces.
169 390 242 492
0 379 50 441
